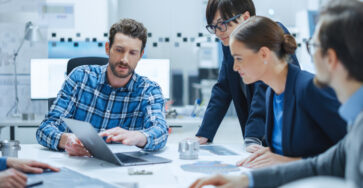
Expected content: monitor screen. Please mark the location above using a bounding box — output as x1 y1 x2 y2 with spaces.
30 58 69 100
135 59 170 99
30 58 170 99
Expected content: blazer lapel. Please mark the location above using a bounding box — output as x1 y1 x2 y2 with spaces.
265 88 275 147
281 64 299 156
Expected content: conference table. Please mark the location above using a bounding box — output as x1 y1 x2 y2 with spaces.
19 143 251 188
0 116 203 141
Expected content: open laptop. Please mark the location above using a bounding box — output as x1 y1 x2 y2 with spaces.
62 118 171 166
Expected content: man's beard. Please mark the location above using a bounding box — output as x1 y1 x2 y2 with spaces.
109 61 134 78
313 77 329 88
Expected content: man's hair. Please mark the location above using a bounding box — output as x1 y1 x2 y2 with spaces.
108 18 147 52
318 0 363 82
206 0 256 25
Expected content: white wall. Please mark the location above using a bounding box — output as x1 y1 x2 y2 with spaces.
254 0 309 27
0 0 109 118
46 0 108 41
0 0 48 118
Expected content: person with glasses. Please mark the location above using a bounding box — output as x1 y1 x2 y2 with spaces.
190 0 363 187
305 38 321 57
230 15 346 168
194 0 300 153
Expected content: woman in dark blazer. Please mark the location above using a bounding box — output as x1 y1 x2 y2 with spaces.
195 0 300 153
229 16 347 168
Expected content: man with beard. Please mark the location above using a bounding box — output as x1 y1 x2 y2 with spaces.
36 19 168 155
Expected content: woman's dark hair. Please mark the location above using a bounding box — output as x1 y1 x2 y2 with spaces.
206 0 256 25
231 16 297 60
109 18 147 52
318 0 363 82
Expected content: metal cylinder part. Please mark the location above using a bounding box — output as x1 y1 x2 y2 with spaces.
178 139 199 160
0 140 21 158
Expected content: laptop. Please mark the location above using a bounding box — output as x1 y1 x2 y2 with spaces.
62 118 171 166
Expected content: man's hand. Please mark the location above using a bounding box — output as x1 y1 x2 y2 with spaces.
99 127 147 147
196 136 208 145
6 158 60 174
0 168 27 188
59 133 91 157
236 147 300 168
189 174 249 188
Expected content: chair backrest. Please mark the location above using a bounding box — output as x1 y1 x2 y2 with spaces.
48 57 108 111
66 57 108 75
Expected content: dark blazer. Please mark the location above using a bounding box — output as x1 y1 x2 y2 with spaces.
252 111 363 188
265 64 347 157
196 23 300 142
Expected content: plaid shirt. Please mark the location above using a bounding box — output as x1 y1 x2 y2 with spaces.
36 64 168 151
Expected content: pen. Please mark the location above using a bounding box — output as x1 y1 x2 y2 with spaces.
26 180 43 188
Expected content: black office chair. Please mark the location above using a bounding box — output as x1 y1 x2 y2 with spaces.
48 57 108 110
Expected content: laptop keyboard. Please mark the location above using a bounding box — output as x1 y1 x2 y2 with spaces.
115 153 147 163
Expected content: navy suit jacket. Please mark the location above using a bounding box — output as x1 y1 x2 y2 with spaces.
265 64 347 157
196 22 299 142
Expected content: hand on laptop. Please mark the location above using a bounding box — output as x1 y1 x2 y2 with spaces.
99 127 147 147
59 133 91 157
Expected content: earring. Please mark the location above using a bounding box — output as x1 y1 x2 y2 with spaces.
264 61 267 65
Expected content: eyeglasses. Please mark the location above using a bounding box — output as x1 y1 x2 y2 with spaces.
304 38 321 56
206 14 242 34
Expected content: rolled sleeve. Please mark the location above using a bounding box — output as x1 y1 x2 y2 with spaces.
36 122 65 151
36 69 81 150
141 87 168 151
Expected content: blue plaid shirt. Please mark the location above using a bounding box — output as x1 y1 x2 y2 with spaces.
36 65 168 151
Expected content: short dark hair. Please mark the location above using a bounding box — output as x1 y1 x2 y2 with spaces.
109 18 147 52
318 0 363 82
231 16 297 60
206 0 256 25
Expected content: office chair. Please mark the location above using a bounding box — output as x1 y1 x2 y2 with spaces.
48 57 109 110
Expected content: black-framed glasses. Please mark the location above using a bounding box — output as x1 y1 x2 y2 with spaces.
206 14 242 34
304 38 320 56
